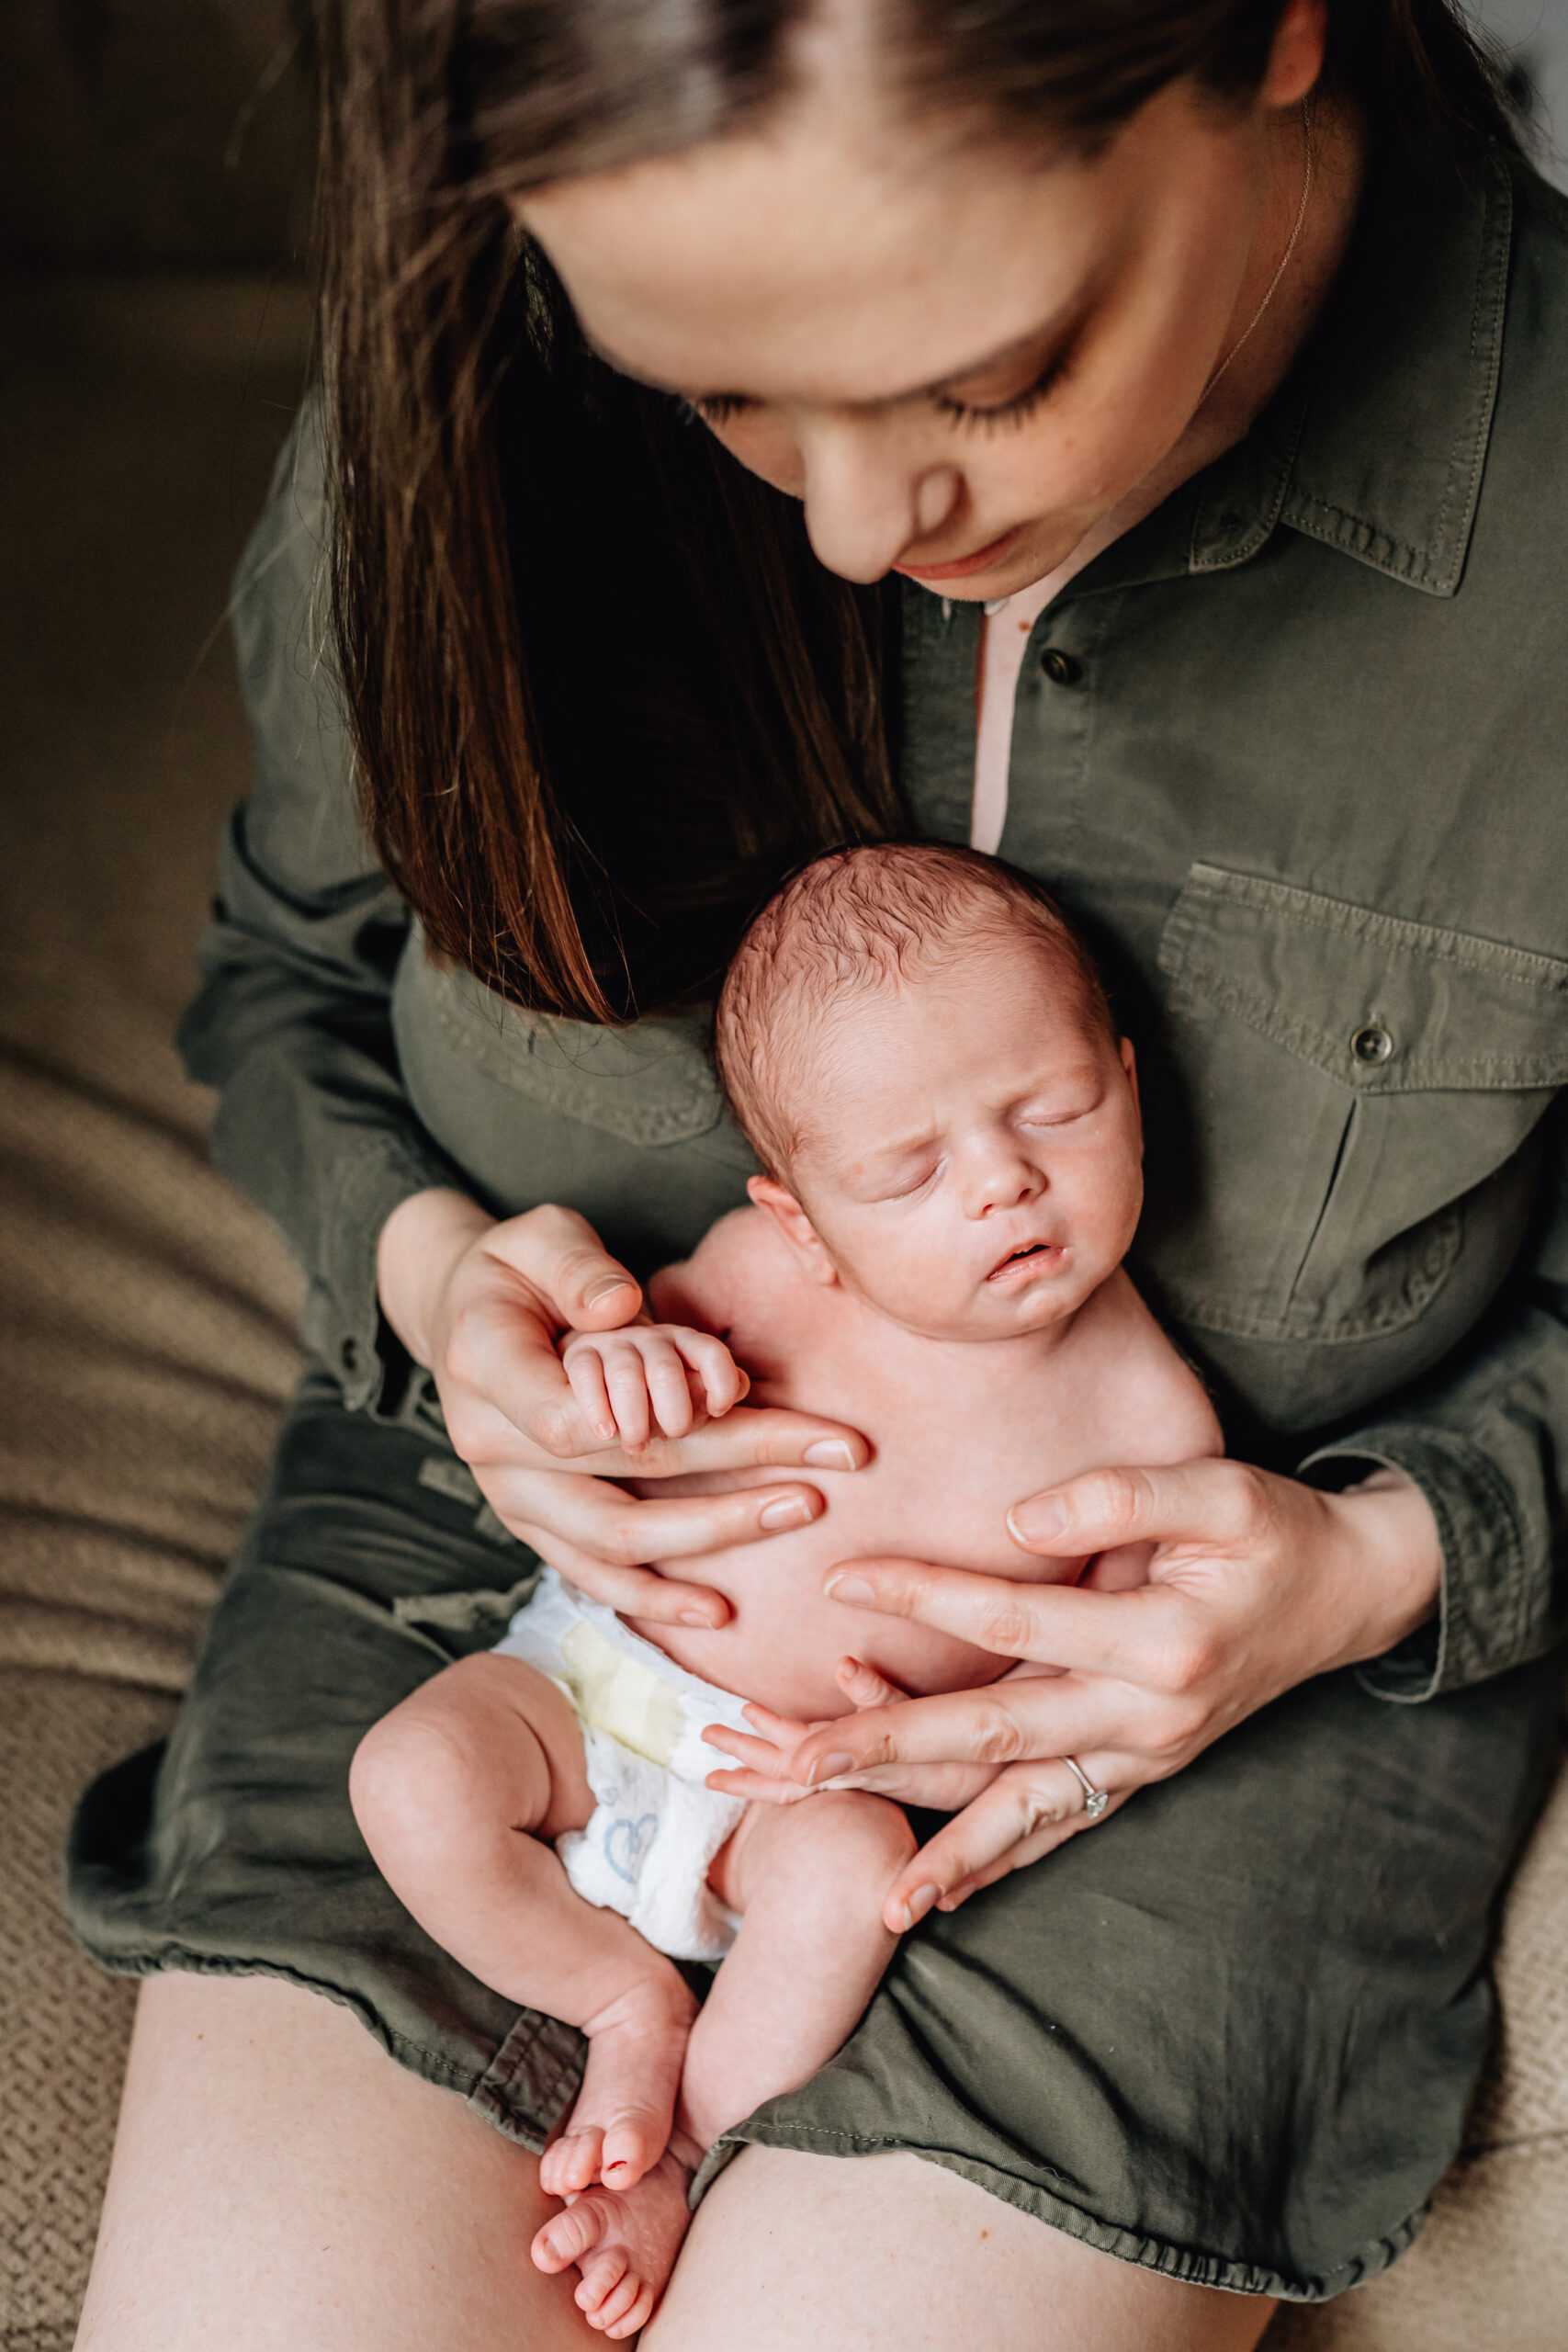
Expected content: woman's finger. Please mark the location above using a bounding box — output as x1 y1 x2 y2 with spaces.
457 1395 868 1480
504 1515 732 1624
486 1203 646 1332
823 1556 1171 1678
786 1675 1120 1787
1005 1457 1271 1561
883 1759 1127 1931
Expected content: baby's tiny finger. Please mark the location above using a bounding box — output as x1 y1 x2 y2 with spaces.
604 1349 654 1449
562 1348 617 1443
643 1341 696 1440
836 1657 909 1710
705 1766 809 1804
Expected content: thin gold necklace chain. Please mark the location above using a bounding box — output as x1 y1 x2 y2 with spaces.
1201 98 1316 404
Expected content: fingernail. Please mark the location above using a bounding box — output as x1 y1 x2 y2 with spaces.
826 1574 874 1605
760 1496 812 1531
807 1750 854 1785
804 1439 857 1470
679 1609 717 1627
584 1275 635 1307
1009 1493 1068 1544
900 1883 940 1930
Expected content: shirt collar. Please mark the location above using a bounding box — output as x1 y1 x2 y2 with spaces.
1084 144 1514 603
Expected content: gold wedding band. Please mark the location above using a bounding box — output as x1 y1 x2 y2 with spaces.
1063 1755 1109 1820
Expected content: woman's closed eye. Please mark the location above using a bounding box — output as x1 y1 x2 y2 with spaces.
686 361 1064 436
933 362 1064 435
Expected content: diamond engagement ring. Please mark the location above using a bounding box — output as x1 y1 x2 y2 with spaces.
1063 1756 1109 1820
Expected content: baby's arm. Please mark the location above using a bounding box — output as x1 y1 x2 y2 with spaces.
559 1318 748 1451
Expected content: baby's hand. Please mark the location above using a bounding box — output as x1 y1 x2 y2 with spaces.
704 1659 912 1806
558 1319 747 1452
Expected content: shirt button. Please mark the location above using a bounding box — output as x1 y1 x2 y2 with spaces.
1039 649 1082 685
1350 1022 1394 1067
340 1335 362 1374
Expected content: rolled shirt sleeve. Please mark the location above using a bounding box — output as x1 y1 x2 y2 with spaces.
1302 1126 1568 1701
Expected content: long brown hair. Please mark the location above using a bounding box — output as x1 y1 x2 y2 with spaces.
316 0 1520 1025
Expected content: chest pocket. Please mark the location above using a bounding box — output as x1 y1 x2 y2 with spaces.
399 949 729 1148
1144 865 1568 1345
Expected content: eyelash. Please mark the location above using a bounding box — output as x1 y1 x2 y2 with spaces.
686 366 1060 437
934 368 1060 435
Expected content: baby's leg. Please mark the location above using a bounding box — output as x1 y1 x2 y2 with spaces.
350 1654 695 2202
680 1789 918 2152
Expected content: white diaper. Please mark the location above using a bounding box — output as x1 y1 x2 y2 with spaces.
494 1567 752 1962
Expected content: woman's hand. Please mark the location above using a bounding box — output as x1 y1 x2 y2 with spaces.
784 1457 1443 1928
377 1189 867 1627
704 1658 1006 1815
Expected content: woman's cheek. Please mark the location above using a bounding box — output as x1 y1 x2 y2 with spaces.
708 413 805 498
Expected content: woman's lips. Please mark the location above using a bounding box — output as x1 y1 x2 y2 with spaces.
892 527 1021 582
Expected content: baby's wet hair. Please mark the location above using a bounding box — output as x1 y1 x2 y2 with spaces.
716 842 1115 1179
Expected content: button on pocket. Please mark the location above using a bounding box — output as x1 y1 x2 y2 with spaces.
1039 649 1082 685
1350 1022 1393 1067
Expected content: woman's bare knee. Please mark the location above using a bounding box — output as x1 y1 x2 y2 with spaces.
648 2147 1276 2352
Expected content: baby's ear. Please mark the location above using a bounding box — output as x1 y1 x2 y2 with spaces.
1119 1035 1142 1127
747 1175 838 1283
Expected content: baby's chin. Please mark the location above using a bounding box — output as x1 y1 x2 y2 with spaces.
851 1266 1096 1344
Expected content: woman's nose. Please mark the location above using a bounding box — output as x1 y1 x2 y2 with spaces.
798 424 963 582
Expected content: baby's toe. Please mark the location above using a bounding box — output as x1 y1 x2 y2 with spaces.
540 2128 604 2198
574 2243 628 2319
531 2198 604 2275
599 2115 662 2190
596 2269 650 2339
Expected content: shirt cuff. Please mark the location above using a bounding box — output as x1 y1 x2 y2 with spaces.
1298 1425 1529 1703
302 1132 466 1413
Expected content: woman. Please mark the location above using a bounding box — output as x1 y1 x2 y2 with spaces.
69 0 1568 2344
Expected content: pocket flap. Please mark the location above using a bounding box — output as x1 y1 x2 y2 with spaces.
1157 864 1568 1092
421 957 726 1146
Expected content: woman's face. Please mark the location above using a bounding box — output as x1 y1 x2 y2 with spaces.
517 5 1325 601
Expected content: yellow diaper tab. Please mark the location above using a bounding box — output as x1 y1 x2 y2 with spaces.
558 1618 683 1767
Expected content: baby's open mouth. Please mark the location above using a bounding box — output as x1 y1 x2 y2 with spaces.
987 1240 1058 1281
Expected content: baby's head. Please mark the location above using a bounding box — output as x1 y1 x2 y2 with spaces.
716 844 1143 1344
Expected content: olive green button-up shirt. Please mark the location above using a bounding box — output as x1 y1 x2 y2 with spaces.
183 147 1568 1708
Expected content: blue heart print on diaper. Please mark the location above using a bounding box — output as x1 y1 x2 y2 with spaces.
604 1813 660 1884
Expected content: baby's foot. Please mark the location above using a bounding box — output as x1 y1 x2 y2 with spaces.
540 1973 696 2199
531 2146 694 2338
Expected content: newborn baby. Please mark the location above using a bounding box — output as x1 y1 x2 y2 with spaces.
351 843 1220 2337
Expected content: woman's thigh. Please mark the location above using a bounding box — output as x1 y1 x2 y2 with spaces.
80 1975 1271 2352
649 2147 1275 2351
75 1972 592 2352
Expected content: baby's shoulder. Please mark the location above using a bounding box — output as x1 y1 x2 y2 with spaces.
1074 1269 1224 1465
647 1207 806 1346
